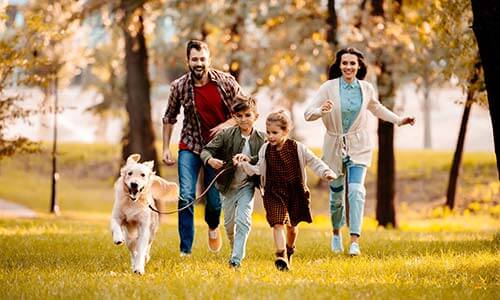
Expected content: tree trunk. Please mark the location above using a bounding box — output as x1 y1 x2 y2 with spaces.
423 74 432 149
326 0 338 48
446 98 472 210
376 120 396 227
121 3 160 175
371 0 397 228
471 0 500 178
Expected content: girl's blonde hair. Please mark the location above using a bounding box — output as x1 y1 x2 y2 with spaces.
266 110 293 131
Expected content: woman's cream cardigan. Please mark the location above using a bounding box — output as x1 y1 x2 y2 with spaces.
304 78 403 175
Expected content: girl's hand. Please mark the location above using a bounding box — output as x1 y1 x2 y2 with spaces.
400 117 416 126
208 158 224 170
232 154 250 166
321 100 334 113
325 170 337 181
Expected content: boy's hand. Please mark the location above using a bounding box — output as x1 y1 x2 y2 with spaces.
232 154 250 166
208 158 224 170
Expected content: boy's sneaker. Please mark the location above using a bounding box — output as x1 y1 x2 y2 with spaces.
349 242 361 256
331 234 344 253
228 260 240 269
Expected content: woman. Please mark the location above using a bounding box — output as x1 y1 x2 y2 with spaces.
304 47 415 256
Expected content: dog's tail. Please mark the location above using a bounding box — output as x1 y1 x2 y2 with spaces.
151 175 179 203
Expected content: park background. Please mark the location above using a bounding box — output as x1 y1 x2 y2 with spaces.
1 0 499 299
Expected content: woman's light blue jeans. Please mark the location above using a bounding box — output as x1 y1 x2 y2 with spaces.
220 183 255 265
178 150 221 254
329 158 367 236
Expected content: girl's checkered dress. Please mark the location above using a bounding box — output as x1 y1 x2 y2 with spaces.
263 139 312 227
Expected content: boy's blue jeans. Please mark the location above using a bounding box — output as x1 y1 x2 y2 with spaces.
220 183 255 265
329 157 367 236
178 150 221 254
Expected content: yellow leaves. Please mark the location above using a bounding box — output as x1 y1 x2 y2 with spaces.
230 61 239 71
311 32 321 42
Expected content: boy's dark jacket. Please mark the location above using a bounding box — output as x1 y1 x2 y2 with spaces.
200 125 266 194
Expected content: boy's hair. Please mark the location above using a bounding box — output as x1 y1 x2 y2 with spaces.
232 95 257 113
186 40 210 59
266 110 293 131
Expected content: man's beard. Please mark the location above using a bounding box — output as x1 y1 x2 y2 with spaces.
189 66 206 80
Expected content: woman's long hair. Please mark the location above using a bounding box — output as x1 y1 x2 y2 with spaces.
328 47 368 80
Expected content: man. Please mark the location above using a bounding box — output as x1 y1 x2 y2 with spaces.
162 40 243 256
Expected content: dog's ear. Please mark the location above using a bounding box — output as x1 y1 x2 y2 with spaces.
143 160 154 170
127 154 141 164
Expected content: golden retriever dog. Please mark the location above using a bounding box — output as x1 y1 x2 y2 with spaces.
110 154 178 274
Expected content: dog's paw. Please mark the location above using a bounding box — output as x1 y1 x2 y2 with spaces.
133 268 145 275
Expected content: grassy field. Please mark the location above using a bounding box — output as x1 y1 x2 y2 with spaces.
0 144 499 299
0 215 499 299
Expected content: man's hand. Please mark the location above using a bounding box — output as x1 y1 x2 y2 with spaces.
321 99 334 113
400 117 416 126
232 154 250 166
209 118 237 137
162 148 176 166
208 158 224 170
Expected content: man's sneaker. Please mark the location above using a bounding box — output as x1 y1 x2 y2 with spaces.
180 251 191 258
208 228 222 252
331 234 344 253
349 242 361 256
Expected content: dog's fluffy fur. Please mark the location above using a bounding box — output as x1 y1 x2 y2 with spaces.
110 154 178 274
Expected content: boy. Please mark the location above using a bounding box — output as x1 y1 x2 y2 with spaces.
200 96 265 268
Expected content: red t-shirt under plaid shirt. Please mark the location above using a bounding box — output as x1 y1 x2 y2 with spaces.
194 81 227 144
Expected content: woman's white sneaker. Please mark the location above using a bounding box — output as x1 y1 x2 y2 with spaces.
349 242 361 256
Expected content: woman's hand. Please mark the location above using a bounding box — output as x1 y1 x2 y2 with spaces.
232 154 250 166
321 100 334 113
400 117 416 126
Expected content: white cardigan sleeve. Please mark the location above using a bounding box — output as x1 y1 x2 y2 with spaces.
240 143 267 176
366 83 403 126
304 82 330 121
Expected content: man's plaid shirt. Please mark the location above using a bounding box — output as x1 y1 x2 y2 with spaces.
162 69 242 154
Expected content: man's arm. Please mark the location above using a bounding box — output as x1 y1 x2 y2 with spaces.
162 122 176 166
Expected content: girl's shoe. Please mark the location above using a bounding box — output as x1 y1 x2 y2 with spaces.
331 234 344 253
286 245 295 265
274 257 289 271
274 250 289 271
348 242 361 256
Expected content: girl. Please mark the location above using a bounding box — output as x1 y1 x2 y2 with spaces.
238 110 336 271
304 47 415 256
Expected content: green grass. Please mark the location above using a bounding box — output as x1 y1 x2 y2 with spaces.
0 216 498 299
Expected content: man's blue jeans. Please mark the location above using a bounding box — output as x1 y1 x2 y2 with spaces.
178 150 221 253
329 158 367 236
